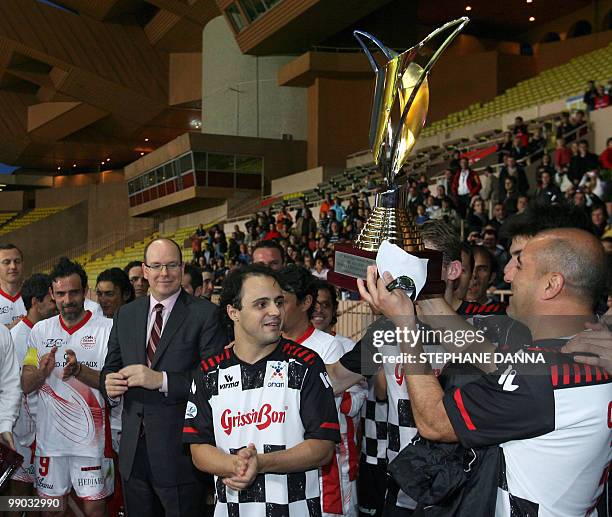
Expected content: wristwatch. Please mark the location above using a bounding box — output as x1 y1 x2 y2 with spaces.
385 275 417 301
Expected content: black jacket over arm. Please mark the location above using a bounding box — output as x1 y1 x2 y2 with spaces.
100 290 227 487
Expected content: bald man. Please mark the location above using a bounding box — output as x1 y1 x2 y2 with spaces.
359 228 611 516
101 238 226 517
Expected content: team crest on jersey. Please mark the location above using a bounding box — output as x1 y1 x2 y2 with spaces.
44 338 67 348
0 306 10 314
267 361 285 387
80 335 96 349
185 401 198 419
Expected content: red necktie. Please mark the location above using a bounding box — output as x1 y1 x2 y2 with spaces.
147 303 164 367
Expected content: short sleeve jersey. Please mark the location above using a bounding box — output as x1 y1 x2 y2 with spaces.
443 341 612 516
10 317 36 446
183 339 340 517
26 311 113 458
292 326 343 365
0 289 26 326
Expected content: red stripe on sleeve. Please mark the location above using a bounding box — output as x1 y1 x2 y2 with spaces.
550 365 559 387
595 367 602 381
585 365 592 382
321 422 340 430
453 388 477 431
573 363 581 384
562 363 570 385
183 426 199 434
340 392 352 415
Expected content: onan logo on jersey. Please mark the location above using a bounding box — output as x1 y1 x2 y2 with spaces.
219 374 239 390
80 335 96 350
44 338 67 348
220 404 286 436
0 306 10 314
185 401 198 419
267 362 285 388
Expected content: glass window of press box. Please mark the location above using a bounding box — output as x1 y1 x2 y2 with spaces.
127 152 263 207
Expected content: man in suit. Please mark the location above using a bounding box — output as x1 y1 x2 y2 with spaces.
100 238 226 517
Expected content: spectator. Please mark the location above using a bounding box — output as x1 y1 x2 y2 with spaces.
553 137 572 171
528 127 546 160
583 80 598 111
328 221 342 244
539 153 555 174
536 170 562 204
232 224 245 244
311 257 329 280
489 203 507 232
406 184 423 214
556 111 576 141
479 166 499 203
263 222 281 241
449 150 461 171
359 191 371 209
467 197 488 234
579 169 606 199
591 205 607 237
600 137 612 170
497 132 513 161
501 176 519 215
439 198 462 231
96 268 135 318
572 110 588 139
568 140 599 185
425 195 441 219
124 261 149 298
294 207 317 238
276 206 293 232
510 135 527 161
594 84 610 110
436 169 454 197
516 196 528 214
415 204 429 225
499 156 529 196
482 228 510 286
451 158 481 218
512 116 529 147
201 268 215 300
554 166 574 193
331 196 347 223
237 243 251 265
182 263 204 297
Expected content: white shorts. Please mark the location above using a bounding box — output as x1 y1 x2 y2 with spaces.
11 440 36 484
35 456 114 500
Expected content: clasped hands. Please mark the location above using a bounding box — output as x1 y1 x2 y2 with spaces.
105 365 164 398
37 346 80 381
224 443 258 491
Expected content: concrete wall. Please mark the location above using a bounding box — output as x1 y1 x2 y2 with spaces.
8 202 89 276
158 201 229 235
0 191 24 211
270 165 343 195
202 16 307 141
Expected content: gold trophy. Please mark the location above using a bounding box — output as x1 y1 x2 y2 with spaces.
329 17 469 293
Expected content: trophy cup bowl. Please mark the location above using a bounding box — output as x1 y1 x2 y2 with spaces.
328 17 469 294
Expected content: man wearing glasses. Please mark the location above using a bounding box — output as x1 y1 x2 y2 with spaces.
101 238 227 517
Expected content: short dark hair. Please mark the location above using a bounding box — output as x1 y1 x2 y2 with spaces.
313 279 339 326
420 220 461 265
472 245 497 275
21 273 52 312
184 264 203 292
277 264 318 319
50 257 87 290
219 264 279 325
501 201 592 240
124 260 143 275
143 238 183 264
0 243 23 259
253 240 285 261
96 268 135 303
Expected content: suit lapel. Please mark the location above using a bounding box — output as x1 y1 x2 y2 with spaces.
151 291 188 369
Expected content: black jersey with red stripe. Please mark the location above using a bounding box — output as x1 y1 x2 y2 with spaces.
183 338 340 517
456 300 507 315
443 339 612 516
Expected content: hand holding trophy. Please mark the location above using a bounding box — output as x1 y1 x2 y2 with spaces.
328 17 469 296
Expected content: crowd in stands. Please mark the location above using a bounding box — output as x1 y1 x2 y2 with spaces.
583 79 612 111
186 111 612 302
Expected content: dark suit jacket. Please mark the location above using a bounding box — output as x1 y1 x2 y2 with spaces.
100 290 226 487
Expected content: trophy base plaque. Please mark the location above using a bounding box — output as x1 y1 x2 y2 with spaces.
328 242 446 295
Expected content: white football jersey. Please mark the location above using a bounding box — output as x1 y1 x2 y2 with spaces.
26 311 112 458
296 326 343 365
10 317 37 446
0 289 26 326
84 298 103 318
